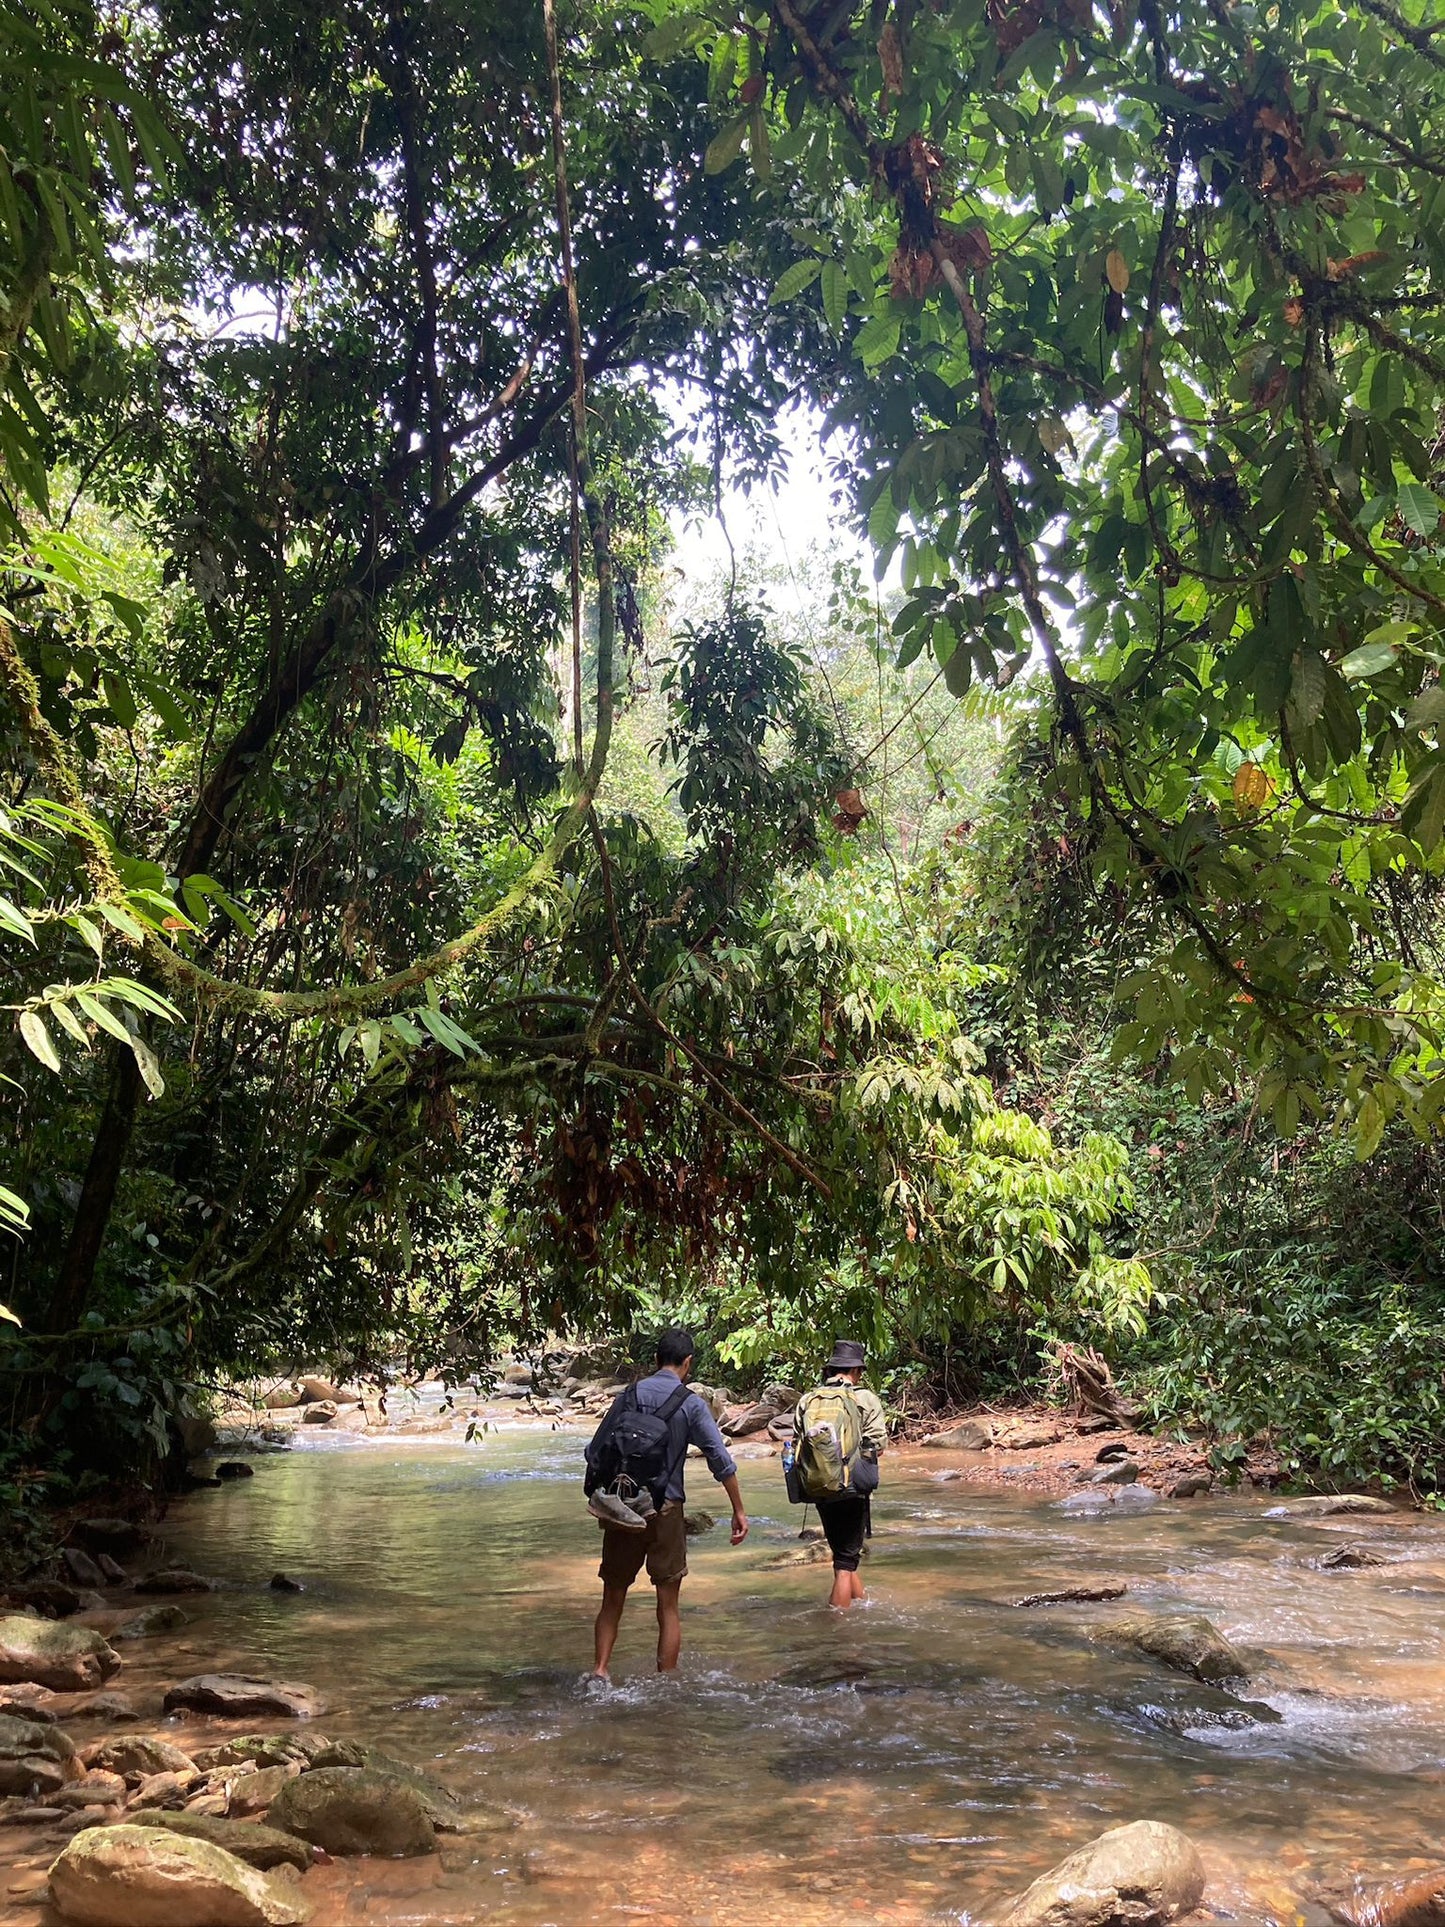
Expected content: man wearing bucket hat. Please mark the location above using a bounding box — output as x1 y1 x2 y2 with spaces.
791 1339 888 1610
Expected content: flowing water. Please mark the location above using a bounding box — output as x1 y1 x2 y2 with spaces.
26 1428 1445 1925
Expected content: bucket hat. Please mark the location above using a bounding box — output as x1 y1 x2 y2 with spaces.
826 1339 866 1372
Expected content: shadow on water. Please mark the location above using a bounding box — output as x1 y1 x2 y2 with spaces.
67 1428 1445 1927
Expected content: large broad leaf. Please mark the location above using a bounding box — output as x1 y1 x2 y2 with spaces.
703 117 747 174
854 313 901 370
17 1009 60 1072
1396 483 1441 538
769 259 820 306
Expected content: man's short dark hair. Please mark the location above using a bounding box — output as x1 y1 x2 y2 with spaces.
656 1327 696 1368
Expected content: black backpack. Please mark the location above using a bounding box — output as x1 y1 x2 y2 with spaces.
585 1379 692 1508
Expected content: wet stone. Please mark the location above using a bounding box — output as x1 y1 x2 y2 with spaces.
999 1820 1206 1927
127 1809 317 1872
1267 1494 1396 1519
48 1821 313 1926
267 1765 438 1856
59 1549 105 1590
163 1676 322 1720
134 1567 217 1595
1 1583 97 1620
1101 1612 1249 1683
83 1734 196 1783
112 1605 189 1641
1319 1544 1388 1569
0 1715 79 1797
0 1617 120 1693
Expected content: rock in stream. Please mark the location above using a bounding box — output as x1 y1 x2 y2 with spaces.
0 1617 120 1693
998 1819 1206 1927
48 1822 312 1925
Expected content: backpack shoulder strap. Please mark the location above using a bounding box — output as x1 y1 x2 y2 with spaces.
658 1379 692 1422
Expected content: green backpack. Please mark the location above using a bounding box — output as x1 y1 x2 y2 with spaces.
794 1384 864 1501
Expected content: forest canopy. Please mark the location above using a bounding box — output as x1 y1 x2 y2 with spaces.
5 0 1445 1504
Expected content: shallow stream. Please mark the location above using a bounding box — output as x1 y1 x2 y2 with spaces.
32 1429 1445 1925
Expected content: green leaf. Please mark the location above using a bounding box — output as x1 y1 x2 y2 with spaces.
1396 482 1441 538
704 117 748 174
18 1009 61 1072
820 260 848 335
95 902 146 943
75 990 133 1045
769 259 820 306
101 670 137 729
0 896 35 943
135 674 190 738
1339 641 1397 681
1354 1090 1386 1160
854 313 901 370
48 1000 89 1047
129 1033 165 1099
1405 685 1445 733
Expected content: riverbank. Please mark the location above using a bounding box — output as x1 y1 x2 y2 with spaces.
199 1371 1285 1508
2 1423 1441 1927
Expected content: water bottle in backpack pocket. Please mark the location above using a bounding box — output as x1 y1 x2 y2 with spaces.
781 1436 807 1505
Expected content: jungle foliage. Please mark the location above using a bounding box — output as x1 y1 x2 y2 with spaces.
4 0 1445 1507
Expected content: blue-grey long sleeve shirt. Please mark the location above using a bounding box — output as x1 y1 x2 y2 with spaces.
628 1369 738 1502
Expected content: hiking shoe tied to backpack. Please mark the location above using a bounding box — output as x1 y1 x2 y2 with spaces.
589 1488 649 1532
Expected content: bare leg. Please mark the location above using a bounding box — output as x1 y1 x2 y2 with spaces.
593 1583 628 1678
654 1579 683 1670
828 1567 855 1610
850 1569 866 1602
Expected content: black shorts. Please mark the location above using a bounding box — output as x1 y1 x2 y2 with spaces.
817 1494 870 1572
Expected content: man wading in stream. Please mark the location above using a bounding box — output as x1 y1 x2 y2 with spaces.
585 1328 749 1678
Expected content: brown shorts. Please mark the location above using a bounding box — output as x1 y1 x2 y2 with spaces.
598 1500 688 1589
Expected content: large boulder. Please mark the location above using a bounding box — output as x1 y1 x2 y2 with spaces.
720 1382 799 1439
0 1715 79 1796
52 1769 127 1808
999 1820 1206 1927
300 1401 337 1423
2 1581 98 1619
261 1386 303 1410
69 1519 150 1557
994 1418 1066 1450
1088 1459 1140 1486
177 1415 219 1457
48 1823 311 1926
1316 1866 1445 1927
1059 1487 1160 1517
127 1811 314 1873
226 1763 302 1816
163 1676 321 1721
0 1616 120 1692
1102 1613 1248 1683
1267 1494 1395 1519
192 1733 331 1772
267 1766 437 1856
60 1548 106 1589
689 1383 729 1422
309 1741 461 1829
84 1736 196 1784
134 1568 216 1595
923 1419 994 1450
297 1377 347 1404
112 1605 189 1641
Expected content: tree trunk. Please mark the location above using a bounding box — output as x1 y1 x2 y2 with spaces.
44 1046 142 1333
